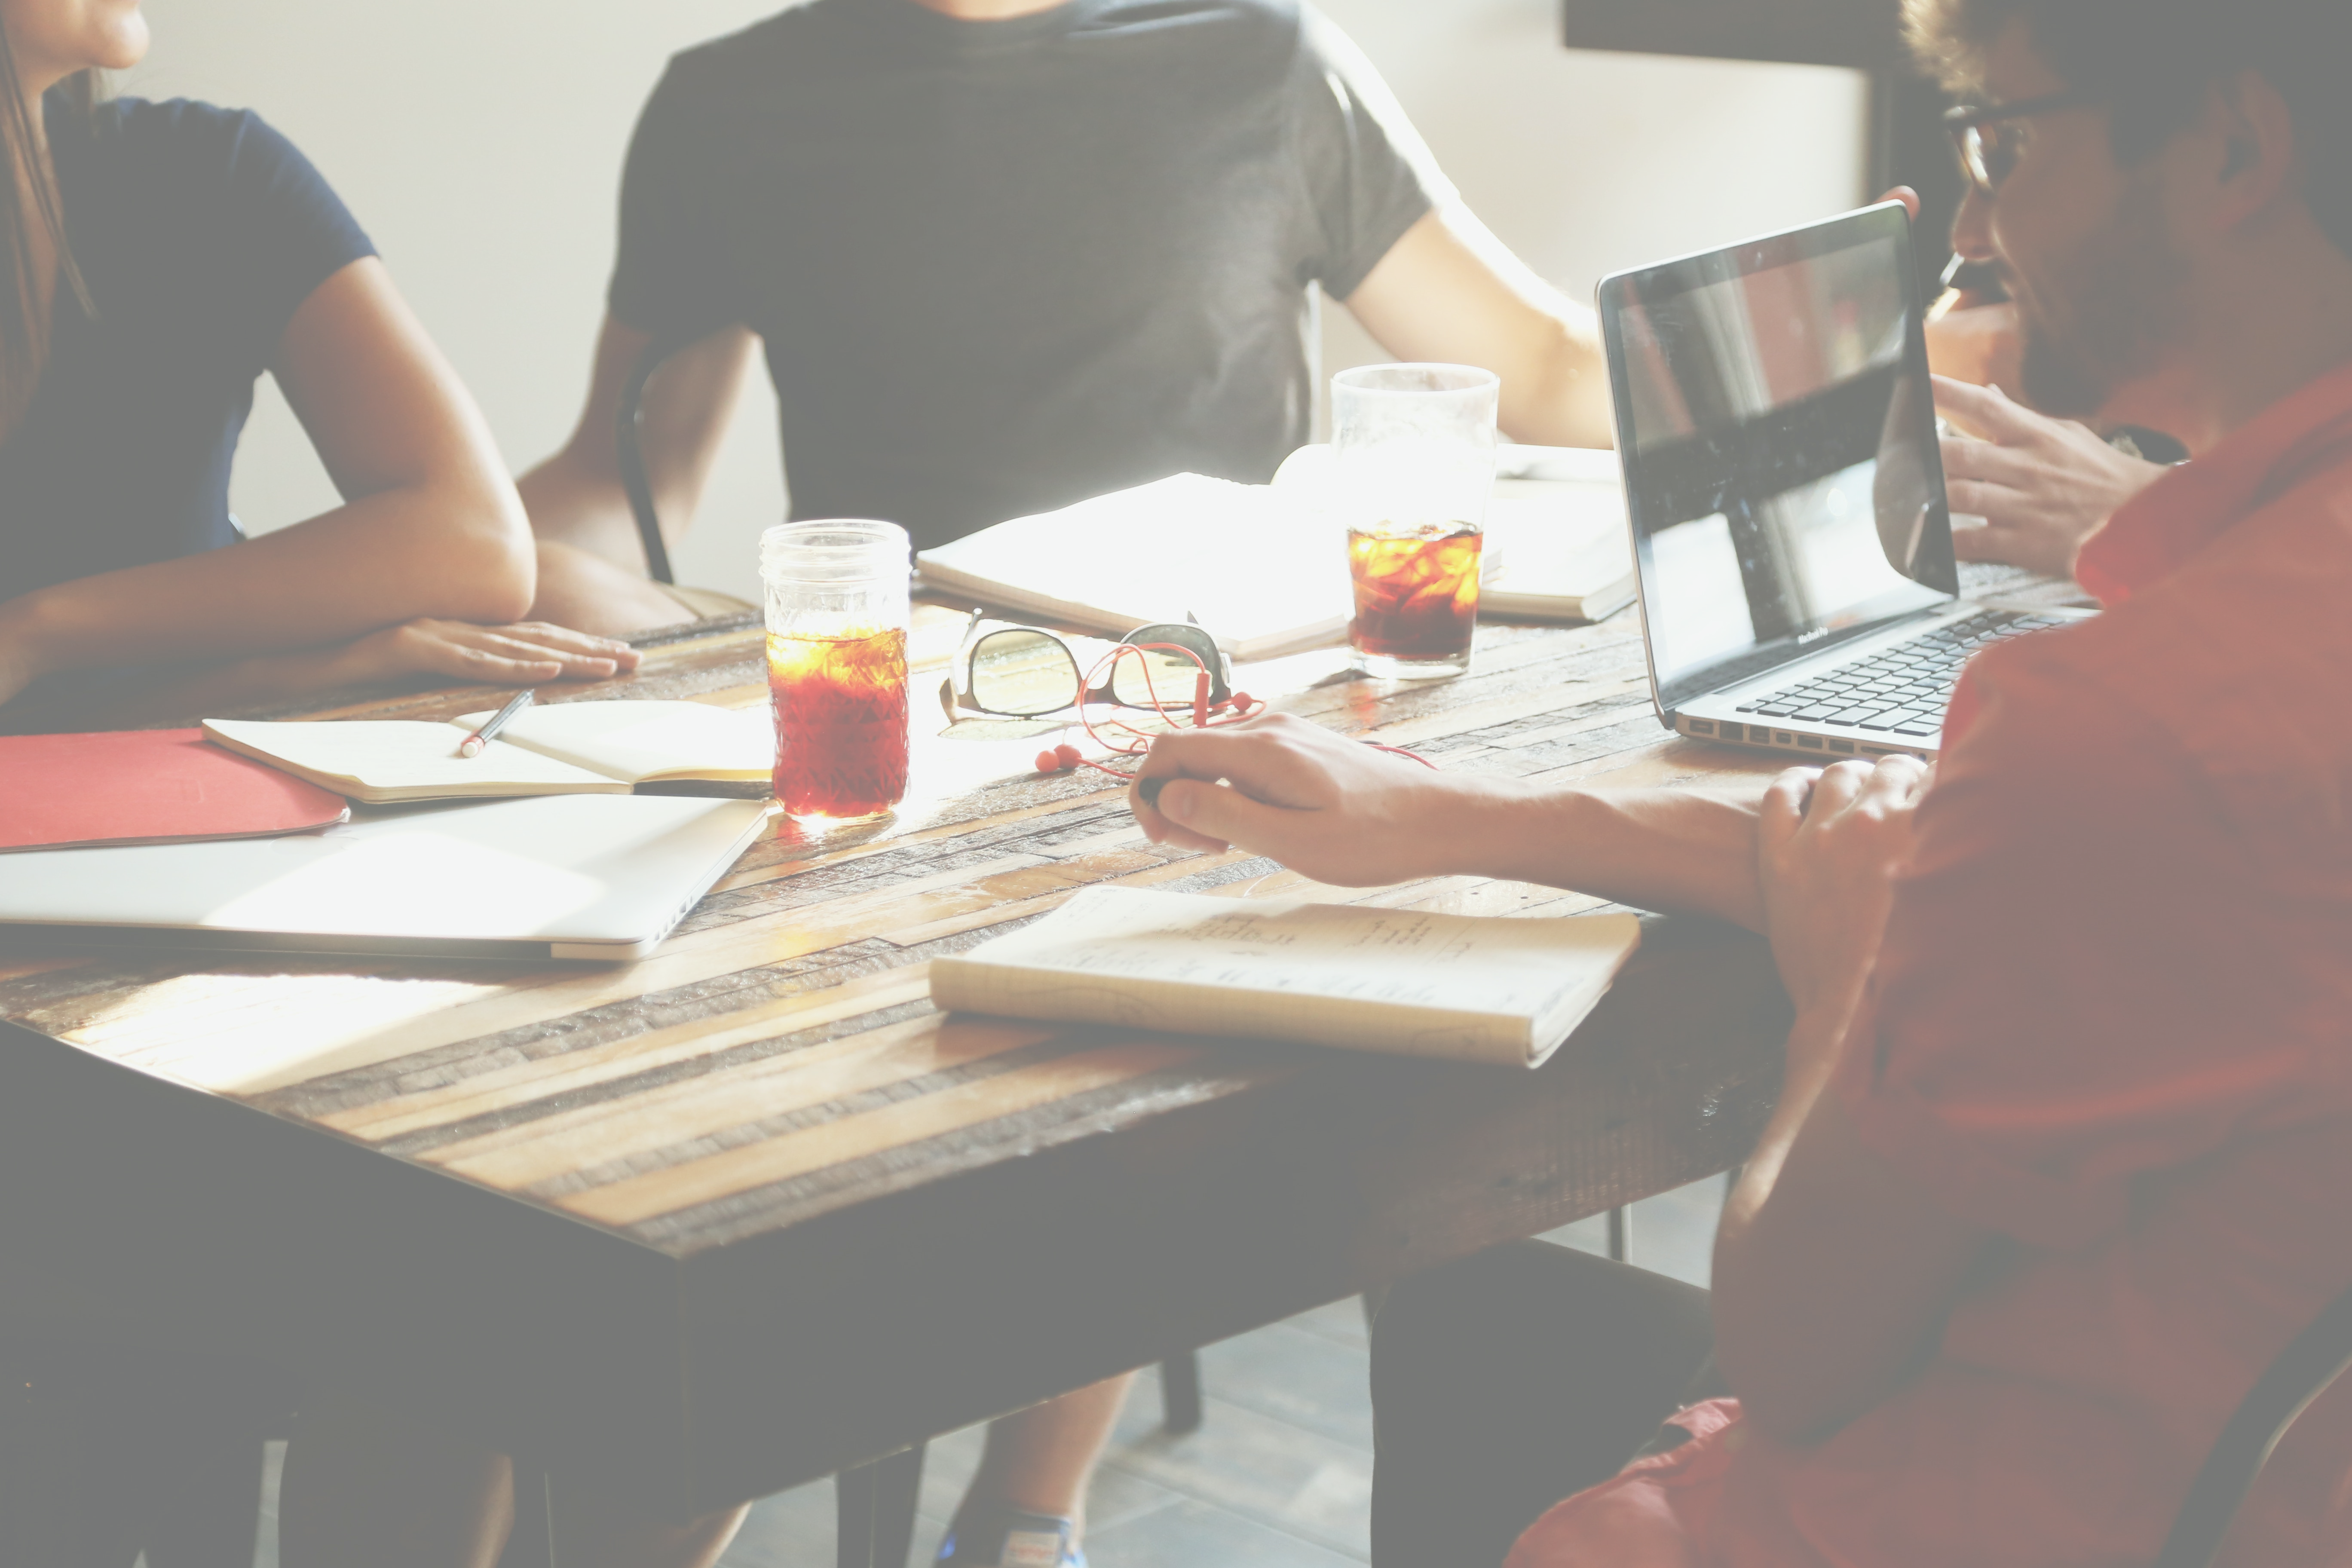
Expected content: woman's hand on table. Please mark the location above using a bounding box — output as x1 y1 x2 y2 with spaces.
1934 375 2169 580
298 618 643 688
1756 756 1930 1052
1129 713 1485 886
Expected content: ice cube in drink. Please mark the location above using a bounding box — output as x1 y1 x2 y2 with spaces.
1348 523 1482 677
767 625 911 820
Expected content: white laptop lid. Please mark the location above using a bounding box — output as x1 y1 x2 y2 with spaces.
1596 200 1962 717
0 794 772 961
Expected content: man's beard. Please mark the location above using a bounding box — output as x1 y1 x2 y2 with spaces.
2011 170 2187 420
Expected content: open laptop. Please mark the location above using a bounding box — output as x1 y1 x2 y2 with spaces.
0 793 771 961
1596 200 2091 762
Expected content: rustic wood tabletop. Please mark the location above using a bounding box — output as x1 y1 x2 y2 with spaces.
0 605 1792 1529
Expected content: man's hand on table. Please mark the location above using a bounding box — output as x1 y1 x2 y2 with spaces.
1935 376 2168 580
1756 756 1930 1064
1126 711 1782 931
1129 713 1488 886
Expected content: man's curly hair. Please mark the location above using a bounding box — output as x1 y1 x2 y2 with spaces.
1903 0 2352 260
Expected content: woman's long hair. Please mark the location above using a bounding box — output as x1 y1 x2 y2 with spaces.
0 20 97 433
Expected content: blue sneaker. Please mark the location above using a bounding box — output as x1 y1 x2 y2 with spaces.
935 1504 1086 1568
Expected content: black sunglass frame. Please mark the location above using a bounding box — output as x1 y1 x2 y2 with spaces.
1942 87 2102 196
940 616 1233 722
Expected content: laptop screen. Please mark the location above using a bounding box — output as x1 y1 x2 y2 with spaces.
1599 202 1958 711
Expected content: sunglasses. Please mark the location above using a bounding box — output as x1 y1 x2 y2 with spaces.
939 614 1236 723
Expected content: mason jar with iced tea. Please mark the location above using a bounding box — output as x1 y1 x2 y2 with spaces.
1332 364 1499 679
759 520 911 823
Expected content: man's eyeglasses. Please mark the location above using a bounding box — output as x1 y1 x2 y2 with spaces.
940 613 1239 722
1943 88 2101 196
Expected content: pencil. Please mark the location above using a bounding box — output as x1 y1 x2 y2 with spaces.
457 690 536 759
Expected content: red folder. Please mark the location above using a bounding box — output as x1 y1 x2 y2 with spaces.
0 729 350 853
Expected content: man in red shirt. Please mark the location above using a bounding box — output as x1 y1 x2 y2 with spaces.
1128 1 2352 1563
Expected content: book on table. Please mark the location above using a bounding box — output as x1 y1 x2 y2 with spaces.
0 729 350 853
202 700 774 805
913 472 1354 661
929 885 1642 1068
1480 446 1637 623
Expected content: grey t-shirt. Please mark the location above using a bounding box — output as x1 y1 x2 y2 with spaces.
610 0 1446 550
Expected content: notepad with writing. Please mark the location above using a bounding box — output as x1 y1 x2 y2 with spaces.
202 701 772 805
929 885 1642 1067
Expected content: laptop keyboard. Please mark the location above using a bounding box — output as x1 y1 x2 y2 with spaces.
1733 610 2073 739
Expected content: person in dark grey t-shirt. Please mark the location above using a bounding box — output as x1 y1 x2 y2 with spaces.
521 0 1615 637
517 12 1611 1552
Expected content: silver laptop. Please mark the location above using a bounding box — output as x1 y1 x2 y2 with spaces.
1596 201 2090 763
0 793 771 961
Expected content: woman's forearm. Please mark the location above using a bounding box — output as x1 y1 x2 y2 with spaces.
3 476 532 685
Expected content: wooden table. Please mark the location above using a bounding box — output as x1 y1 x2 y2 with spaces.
0 608 1792 1539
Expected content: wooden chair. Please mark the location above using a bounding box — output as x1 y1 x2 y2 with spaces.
2151 1275 2352 1568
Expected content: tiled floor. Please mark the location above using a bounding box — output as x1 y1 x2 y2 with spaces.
242 1175 1724 1568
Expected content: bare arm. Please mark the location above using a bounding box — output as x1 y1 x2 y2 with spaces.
1341 207 1613 451
516 314 758 572
0 258 541 704
1127 713 1766 928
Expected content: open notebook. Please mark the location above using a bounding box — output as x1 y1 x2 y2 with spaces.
204 701 772 805
930 885 1642 1067
914 473 1354 661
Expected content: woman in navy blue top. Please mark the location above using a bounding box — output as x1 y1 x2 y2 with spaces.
0 0 640 729
0 5 772 1565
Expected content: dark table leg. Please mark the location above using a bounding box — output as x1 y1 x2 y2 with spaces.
502 1459 556 1568
836 1445 925 1568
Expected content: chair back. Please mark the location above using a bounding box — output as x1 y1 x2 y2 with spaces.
615 336 689 586
2155 1277 2352 1568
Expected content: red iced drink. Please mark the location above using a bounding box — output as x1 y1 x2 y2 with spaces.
1349 524 1482 665
768 626 910 819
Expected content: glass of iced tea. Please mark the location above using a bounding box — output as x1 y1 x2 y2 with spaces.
759 520 912 823
1332 364 1499 679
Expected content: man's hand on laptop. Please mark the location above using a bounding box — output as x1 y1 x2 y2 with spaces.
1130 714 1475 887
1756 757 1931 1046
1934 375 2169 580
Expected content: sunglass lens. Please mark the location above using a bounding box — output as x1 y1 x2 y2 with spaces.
1109 644 1212 710
968 628 1082 716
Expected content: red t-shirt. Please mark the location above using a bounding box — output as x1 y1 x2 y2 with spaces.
1510 363 2352 1568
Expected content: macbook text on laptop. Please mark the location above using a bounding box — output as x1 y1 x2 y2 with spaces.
1596 200 2090 762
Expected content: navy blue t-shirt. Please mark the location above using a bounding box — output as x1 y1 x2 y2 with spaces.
0 95 376 602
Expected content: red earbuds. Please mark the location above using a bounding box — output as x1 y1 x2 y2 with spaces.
1035 742 1085 775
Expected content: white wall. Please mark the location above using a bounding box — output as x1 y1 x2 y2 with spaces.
1312 0 1870 394
126 0 1864 604
124 0 792 598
